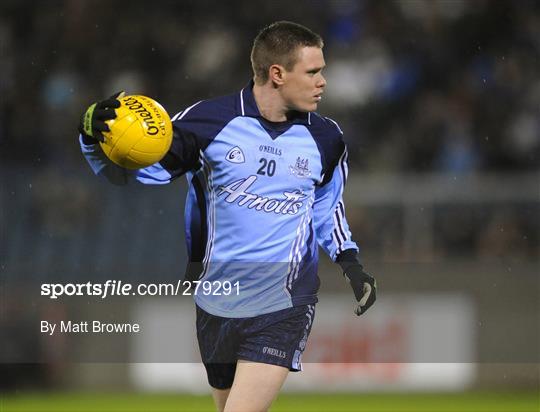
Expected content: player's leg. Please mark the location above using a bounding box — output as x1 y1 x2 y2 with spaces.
203 363 236 412
222 304 316 411
195 305 238 412
223 360 289 412
211 387 231 412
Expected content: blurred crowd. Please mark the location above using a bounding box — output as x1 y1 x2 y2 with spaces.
1 0 539 262
1 0 539 171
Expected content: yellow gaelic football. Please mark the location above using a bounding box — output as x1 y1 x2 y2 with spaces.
101 95 173 169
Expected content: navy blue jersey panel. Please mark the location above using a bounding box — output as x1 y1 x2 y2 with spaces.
307 113 345 186
289 225 320 303
159 125 200 177
189 173 208 262
174 94 239 152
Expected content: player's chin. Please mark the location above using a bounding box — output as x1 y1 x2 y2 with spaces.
294 100 319 113
303 102 319 112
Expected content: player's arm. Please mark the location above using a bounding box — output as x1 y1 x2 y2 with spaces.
78 94 200 185
313 143 377 316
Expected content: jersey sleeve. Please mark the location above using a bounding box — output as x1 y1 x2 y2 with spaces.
313 143 359 261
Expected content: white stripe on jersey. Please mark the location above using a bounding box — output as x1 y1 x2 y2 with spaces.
325 116 343 135
240 89 245 116
198 152 216 280
289 198 314 287
286 208 308 293
171 101 202 122
332 209 346 252
286 197 314 291
331 148 350 254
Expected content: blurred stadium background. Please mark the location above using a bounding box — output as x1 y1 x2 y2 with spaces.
1 0 538 411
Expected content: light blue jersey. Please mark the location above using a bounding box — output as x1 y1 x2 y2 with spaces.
81 81 358 317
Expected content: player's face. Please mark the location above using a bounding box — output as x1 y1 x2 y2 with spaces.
281 46 326 113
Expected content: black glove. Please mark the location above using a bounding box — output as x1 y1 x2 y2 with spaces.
343 264 377 316
78 91 125 144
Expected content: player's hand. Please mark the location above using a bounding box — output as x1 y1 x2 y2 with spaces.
78 91 125 144
343 264 377 316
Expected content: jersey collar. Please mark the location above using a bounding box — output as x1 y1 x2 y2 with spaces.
238 80 312 126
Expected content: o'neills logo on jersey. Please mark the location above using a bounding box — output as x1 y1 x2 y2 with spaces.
259 145 282 156
217 175 305 215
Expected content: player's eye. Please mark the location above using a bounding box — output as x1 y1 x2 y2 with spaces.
308 67 324 76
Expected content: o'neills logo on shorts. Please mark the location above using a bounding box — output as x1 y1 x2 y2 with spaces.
124 96 162 136
263 346 287 358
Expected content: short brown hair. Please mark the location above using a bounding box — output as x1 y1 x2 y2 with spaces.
251 21 324 84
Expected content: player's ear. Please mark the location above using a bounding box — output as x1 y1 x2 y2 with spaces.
269 64 286 86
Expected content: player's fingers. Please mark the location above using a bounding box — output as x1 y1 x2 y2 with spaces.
364 295 376 313
108 90 126 100
97 99 121 110
93 120 110 132
349 278 364 302
93 130 105 142
355 303 369 316
355 283 377 316
93 108 117 120
97 92 123 109
358 283 372 307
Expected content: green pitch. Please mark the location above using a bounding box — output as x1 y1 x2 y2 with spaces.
1 392 538 412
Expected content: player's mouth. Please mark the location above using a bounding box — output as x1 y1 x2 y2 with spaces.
314 92 323 102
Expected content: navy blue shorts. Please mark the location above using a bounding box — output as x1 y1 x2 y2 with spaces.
196 304 315 389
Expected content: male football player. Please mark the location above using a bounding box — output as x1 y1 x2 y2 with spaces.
79 21 376 412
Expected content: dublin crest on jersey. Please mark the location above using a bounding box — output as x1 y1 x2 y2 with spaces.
226 146 245 163
289 157 311 178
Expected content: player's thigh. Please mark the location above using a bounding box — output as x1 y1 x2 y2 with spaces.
212 387 231 412
224 360 289 412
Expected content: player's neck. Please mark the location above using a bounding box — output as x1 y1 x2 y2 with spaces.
252 81 289 123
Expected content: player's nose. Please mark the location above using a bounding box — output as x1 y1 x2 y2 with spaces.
317 74 326 89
